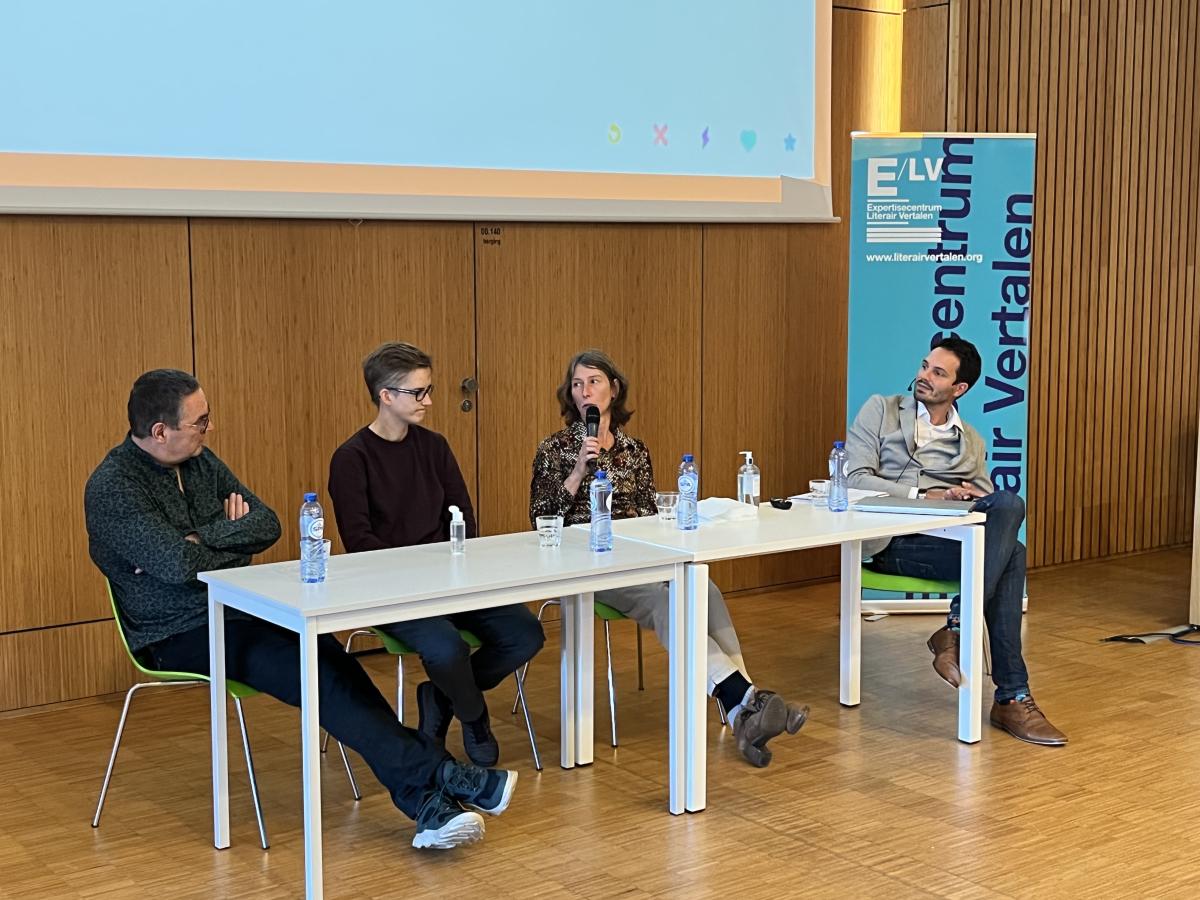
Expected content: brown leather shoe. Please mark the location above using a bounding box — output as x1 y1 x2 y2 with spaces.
927 626 961 687
990 696 1068 746
732 690 787 768
784 701 810 735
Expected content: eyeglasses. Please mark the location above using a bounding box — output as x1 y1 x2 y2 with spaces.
176 414 212 434
386 384 435 402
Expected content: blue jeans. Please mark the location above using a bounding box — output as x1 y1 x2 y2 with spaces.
868 490 1030 702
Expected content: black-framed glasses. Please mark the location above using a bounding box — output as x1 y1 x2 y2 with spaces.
386 384 434 402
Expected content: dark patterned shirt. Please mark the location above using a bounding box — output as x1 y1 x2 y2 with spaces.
529 422 657 527
84 435 282 652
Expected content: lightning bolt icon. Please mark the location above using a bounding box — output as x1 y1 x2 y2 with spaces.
701 126 710 149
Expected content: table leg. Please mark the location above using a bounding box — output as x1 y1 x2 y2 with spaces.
839 541 863 706
560 592 595 768
684 563 708 813
209 596 229 850
559 595 576 769
299 620 324 900
574 592 594 766
957 524 984 743
667 565 686 814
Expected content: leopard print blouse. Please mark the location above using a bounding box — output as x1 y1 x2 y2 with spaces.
529 421 657 527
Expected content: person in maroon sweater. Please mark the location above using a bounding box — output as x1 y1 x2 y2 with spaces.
329 342 544 767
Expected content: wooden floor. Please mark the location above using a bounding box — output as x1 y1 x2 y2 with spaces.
3 548 1199 899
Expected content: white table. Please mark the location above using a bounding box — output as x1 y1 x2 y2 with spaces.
200 528 695 900
608 502 988 813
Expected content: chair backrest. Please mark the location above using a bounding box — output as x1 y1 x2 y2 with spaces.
105 579 209 683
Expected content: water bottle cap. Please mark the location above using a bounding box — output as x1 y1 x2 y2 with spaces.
595 470 607 479
833 441 845 449
682 454 694 462
304 492 317 502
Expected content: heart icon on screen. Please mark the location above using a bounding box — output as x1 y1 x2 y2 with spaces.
739 130 757 152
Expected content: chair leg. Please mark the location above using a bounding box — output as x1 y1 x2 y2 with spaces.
604 620 618 747
233 697 270 851
513 671 543 771
336 741 362 801
513 599 560 715
715 697 728 726
92 681 179 827
636 625 645 691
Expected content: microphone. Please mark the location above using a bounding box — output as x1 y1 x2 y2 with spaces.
584 405 600 438
907 379 915 391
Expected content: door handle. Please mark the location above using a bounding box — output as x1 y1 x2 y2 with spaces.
461 377 479 395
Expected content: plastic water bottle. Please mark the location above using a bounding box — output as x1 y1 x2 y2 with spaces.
737 450 761 511
677 454 699 531
299 492 326 583
589 470 613 552
828 442 849 512
448 505 466 554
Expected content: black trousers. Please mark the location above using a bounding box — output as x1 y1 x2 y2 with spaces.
375 603 545 723
146 617 450 819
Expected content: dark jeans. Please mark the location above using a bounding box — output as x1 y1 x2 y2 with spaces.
376 604 545 722
868 490 1030 702
146 617 450 819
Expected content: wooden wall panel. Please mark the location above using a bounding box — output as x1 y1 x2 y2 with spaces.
190 220 477 559
702 6 903 590
0 217 192 633
473 224 702 540
949 0 1200 567
0 621 136 710
901 3 949 131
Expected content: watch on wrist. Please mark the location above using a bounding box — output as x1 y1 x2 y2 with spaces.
917 489 928 499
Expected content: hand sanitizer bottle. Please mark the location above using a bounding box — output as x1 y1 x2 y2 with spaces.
738 451 761 511
448 505 466 554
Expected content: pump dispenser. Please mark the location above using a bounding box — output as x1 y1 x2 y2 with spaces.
738 450 761 511
448 505 466 554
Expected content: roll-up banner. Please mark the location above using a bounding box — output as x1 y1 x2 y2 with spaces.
847 133 1035 613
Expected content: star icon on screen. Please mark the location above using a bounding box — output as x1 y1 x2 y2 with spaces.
784 133 797 152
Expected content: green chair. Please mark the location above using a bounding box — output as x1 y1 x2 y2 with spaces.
325 626 543 773
93 581 270 850
513 598 727 749
861 567 960 599
861 568 992 671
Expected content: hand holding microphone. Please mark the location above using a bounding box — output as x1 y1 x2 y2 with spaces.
574 404 602 474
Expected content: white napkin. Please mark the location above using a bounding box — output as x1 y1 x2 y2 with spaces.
696 497 759 522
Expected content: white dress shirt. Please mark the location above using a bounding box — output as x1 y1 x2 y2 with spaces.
908 401 963 497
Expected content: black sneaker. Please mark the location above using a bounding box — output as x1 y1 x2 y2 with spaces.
417 681 453 745
411 791 484 850
436 759 518 816
462 710 500 767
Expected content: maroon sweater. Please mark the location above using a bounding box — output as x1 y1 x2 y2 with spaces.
328 425 477 552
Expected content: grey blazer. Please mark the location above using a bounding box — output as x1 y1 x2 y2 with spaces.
845 393 992 557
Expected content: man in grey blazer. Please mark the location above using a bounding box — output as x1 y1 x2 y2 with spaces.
846 337 1066 746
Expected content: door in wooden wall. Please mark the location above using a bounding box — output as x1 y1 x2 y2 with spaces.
0 216 193 632
190 219 477 559
474 223 702 538
0 216 189 709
